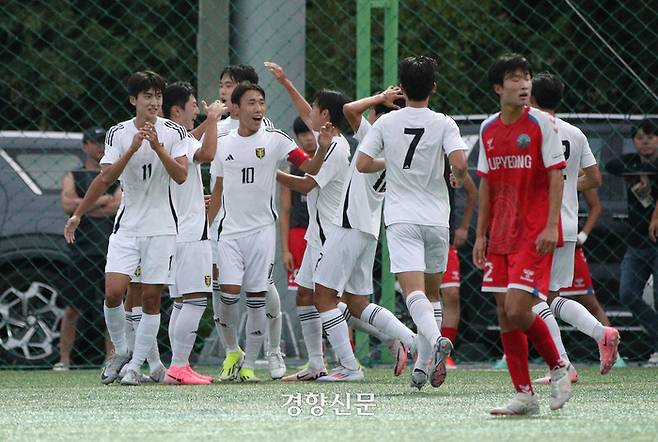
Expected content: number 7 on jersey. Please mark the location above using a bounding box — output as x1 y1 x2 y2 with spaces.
403 128 424 169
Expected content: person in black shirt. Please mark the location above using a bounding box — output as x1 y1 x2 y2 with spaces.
606 118 658 366
54 127 121 370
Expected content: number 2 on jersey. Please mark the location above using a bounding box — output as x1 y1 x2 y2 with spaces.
403 128 424 169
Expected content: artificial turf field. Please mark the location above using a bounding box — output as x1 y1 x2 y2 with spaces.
1 366 656 442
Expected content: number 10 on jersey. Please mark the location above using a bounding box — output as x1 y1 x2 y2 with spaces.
241 167 254 184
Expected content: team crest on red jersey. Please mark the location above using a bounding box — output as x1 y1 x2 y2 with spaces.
516 134 531 149
255 147 266 159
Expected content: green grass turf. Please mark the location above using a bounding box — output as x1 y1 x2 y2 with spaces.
0 366 657 442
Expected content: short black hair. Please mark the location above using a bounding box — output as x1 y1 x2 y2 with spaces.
163 81 195 119
399 56 438 101
220 64 259 84
532 73 564 110
231 83 265 105
126 71 167 98
487 53 532 87
632 119 658 138
293 116 311 136
312 89 347 127
374 97 406 116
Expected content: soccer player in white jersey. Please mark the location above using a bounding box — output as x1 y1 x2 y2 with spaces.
265 61 354 381
207 65 286 380
357 56 468 389
207 83 331 382
304 87 426 382
64 71 192 385
157 81 226 385
528 73 620 381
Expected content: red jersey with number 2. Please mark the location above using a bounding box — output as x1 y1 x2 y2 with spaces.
477 106 566 255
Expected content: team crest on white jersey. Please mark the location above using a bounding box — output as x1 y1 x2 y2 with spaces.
204 275 211 287
516 134 531 149
255 147 266 159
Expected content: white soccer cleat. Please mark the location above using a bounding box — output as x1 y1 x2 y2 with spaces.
267 351 287 379
534 364 579 385
549 364 573 410
316 365 364 382
430 336 453 388
149 362 167 383
490 392 540 416
410 368 428 390
281 366 327 382
120 368 142 386
100 352 131 385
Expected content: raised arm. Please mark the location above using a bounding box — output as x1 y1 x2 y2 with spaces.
142 122 188 184
193 100 226 163
264 61 313 130
342 86 404 133
296 122 333 175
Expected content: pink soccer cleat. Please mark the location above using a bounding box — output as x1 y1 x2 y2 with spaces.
598 327 621 375
164 365 211 385
184 364 214 383
392 341 409 377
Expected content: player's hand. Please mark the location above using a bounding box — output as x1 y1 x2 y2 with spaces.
64 215 81 244
129 130 145 152
535 226 558 256
142 123 162 152
282 251 295 273
453 227 468 249
203 99 226 121
381 86 404 109
317 122 334 150
264 62 288 84
473 236 486 269
204 194 212 209
649 219 658 242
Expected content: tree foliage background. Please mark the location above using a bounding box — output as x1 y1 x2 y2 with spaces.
0 0 656 132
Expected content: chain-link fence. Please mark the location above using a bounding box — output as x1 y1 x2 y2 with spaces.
1 0 657 368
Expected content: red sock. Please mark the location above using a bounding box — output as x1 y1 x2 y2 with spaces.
501 330 533 394
525 315 562 370
350 338 355 351
441 327 457 344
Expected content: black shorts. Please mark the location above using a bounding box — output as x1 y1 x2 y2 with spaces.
63 253 105 312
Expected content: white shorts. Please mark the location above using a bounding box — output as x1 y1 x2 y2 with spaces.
105 233 176 285
549 241 576 292
313 227 376 295
169 240 213 298
217 224 275 293
386 223 449 274
295 244 321 290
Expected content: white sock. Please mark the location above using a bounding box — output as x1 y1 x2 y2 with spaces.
104 302 127 355
297 305 324 370
171 299 207 368
533 302 569 364
132 306 163 371
265 283 282 354
218 292 241 353
211 291 226 348
337 302 394 344
553 296 605 341
127 313 160 372
406 291 441 345
414 333 432 373
320 308 358 370
124 309 135 353
431 301 443 330
243 297 266 369
360 303 415 348
168 302 182 352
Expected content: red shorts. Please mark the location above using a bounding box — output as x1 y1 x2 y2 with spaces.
560 247 593 296
440 246 460 288
481 246 553 299
288 227 307 287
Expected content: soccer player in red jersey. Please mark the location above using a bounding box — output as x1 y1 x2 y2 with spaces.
473 54 572 415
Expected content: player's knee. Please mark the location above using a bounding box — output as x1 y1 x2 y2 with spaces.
296 287 314 305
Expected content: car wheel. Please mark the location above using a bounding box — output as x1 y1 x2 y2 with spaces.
0 267 65 365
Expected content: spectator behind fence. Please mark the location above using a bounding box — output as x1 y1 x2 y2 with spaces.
606 118 658 367
55 127 121 370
